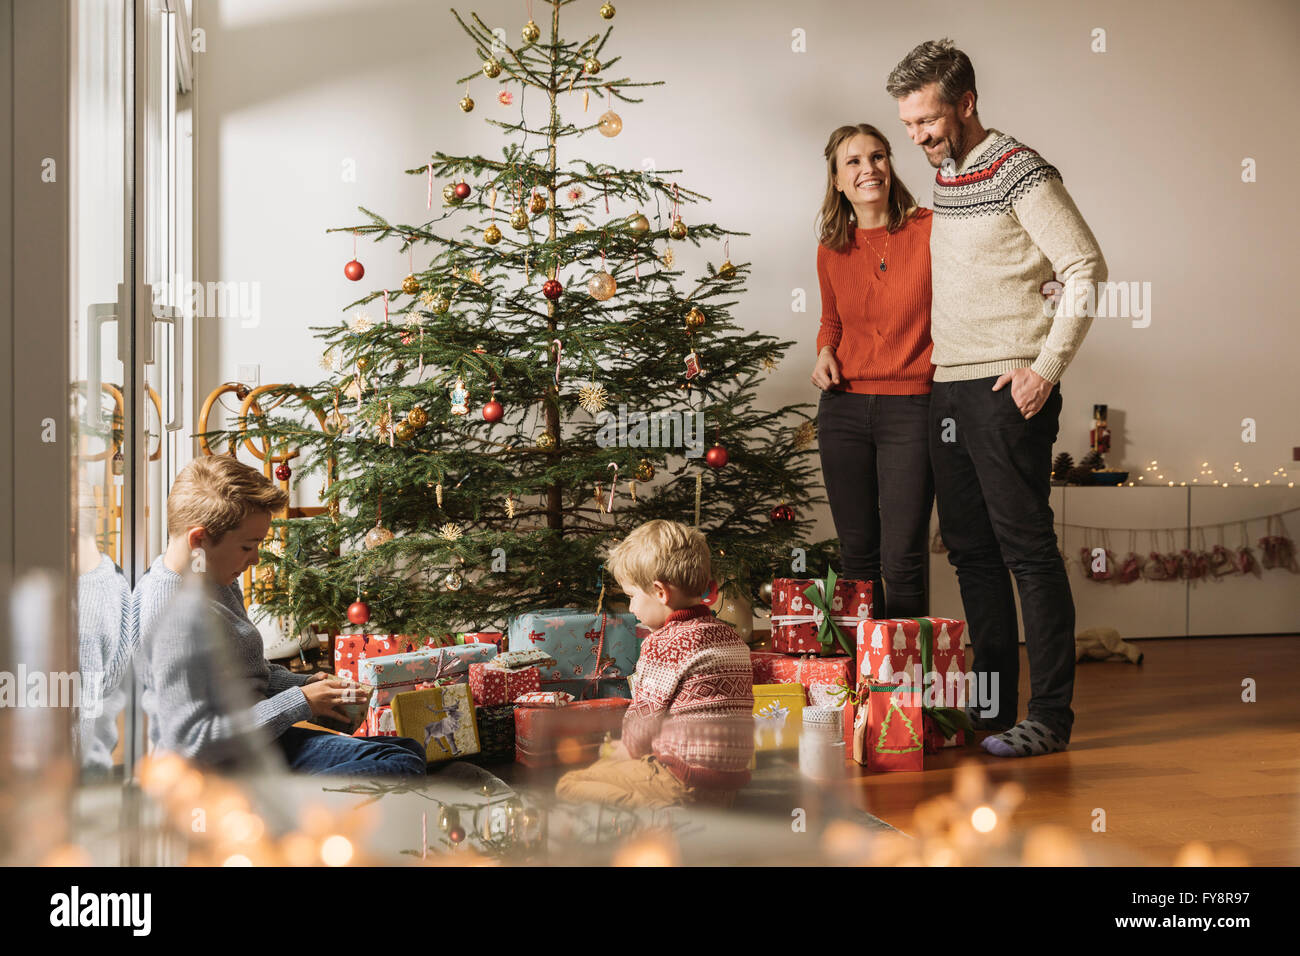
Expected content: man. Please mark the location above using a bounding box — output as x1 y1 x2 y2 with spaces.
888 39 1107 757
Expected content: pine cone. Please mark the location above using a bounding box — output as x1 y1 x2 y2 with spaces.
1068 465 1095 486
1051 452 1074 481
1080 450 1105 471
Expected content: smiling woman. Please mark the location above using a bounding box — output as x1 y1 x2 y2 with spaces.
810 124 936 619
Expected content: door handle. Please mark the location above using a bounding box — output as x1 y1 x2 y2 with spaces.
144 283 185 431
86 282 129 429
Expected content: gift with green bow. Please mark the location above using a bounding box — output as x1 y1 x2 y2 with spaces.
769 568 873 657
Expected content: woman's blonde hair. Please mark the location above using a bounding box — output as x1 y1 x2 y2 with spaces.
816 123 919 253
166 455 288 543
605 519 711 597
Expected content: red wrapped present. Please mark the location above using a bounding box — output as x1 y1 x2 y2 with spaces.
860 684 924 772
514 698 629 768
468 661 542 707
770 569 872 656
751 650 856 747
856 617 971 752
457 631 506 649
334 634 426 682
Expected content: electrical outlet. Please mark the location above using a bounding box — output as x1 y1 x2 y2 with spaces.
238 363 260 386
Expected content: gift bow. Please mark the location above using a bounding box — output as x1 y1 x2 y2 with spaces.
912 617 973 740
800 568 854 656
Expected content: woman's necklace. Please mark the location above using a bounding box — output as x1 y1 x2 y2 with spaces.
861 228 890 273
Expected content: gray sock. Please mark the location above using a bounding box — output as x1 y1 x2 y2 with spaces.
981 719 1068 757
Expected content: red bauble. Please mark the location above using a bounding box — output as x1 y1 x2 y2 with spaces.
482 399 504 423
705 444 729 469
454 181 471 199
274 463 291 481
347 600 370 625
344 259 365 281
542 278 563 300
448 825 466 843
770 503 796 523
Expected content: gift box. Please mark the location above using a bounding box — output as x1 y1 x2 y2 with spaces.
360 643 498 709
752 651 856 748
770 570 872 656
859 684 924 772
507 608 641 697
334 634 425 682
363 704 396 737
469 704 516 763
391 683 480 763
752 683 805 753
514 698 630 768
468 661 542 707
456 631 507 650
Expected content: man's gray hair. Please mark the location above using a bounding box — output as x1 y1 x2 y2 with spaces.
885 38 978 111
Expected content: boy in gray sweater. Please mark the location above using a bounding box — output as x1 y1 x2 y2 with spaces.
136 455 425 775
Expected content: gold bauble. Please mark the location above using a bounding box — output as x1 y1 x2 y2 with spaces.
394 420 415 442
444 571 464 591
521 19 540 43
536 433 556 450
685 306 706 329
600 2 616 18
483 224 502 245
668 218 688 240
628 213 650 233
529 192 548 214
583 57 601 75
587 271 617 301
509 208 529 230
442 183 461 204
430 294 450 314
407 406 429 429
356 356 371 371
458 95 475 113
635 458 655 481
364 525 394 549
483 59 502 78
401 274 421 295
597 110 622 137
718 260 737 280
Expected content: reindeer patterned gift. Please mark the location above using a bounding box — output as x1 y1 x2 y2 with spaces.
468 661 542 707
514 697 629 768
770 571 872 656
752 683 805 753
359 643 498 710
391 684 480 763
507 608 641 698
856 617 970 751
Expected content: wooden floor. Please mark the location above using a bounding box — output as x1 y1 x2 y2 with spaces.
838 635 1300 865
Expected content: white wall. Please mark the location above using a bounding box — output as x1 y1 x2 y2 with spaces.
192 0 1300 563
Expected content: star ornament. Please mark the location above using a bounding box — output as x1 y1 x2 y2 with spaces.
438 522 464 541
577 383 609 413
349 313 374 334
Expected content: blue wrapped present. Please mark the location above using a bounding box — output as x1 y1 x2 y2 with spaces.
507 609 641 699
360 642 497 707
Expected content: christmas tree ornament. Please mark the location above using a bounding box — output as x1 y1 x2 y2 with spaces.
522 19 540 43
401 274 421 295
344 259 365 281
482 393 504 422
705 444 729 469
684 350 702 379
718 261 737 280
438 522 464 541
529 190 547 214
635 458 655 481
459 94 475 112
504 495 516 518
434 482 444 507
509 207 529 230
454 181 472 200
483 223 502 244
498 90 513 107
442 183 461 204
111 450 125 476
394 420 415 442
793 419 816 450
573 221 588 233
577 383 609 413
761 355 777 372
444 571 464 591
628 213 650 232
347 600 370 625
587 270 616 301
770 503 796 523
598 110 622 137
407 406 429 429
583 56 601 75
365 524 394 549
660 246 675 267
542 277 563 300
324 409 348 435
429 293 450 314
275 462 292 481
449 377 470 416
758 580 773 603
349 313 373 334
448 825 466 844
668 218 688 240
600 1 616 18
685 306 705 329
356 355 371 371
483 58 502 78
536 432 556 450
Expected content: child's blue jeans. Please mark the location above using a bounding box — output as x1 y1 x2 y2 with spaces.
277 726 427 777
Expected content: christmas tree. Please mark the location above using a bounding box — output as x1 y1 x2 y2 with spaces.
210 0 833 636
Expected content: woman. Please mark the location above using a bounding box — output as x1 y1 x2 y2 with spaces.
812 123 935 619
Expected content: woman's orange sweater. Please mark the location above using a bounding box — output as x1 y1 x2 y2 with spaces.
815 207 935 395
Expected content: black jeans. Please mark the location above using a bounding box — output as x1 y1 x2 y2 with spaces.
929 377 1075 738
816 390 934 618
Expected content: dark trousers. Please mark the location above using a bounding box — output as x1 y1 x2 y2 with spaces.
277 726 429 776
816 390 934 618
929 377 1075 738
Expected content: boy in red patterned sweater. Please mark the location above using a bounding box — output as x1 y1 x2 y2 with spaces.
556 520 755 809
